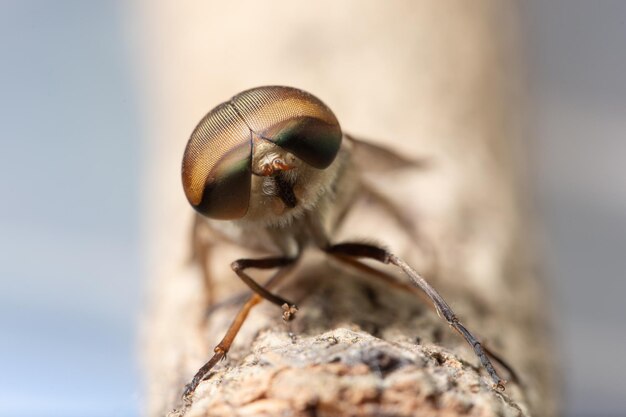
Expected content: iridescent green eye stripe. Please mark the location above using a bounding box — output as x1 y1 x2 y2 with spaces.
266 117 341 168
194 142 252 219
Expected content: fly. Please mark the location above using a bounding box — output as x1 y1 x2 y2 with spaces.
180 86 507 402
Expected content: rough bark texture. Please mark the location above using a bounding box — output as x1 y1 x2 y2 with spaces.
133 1 558 416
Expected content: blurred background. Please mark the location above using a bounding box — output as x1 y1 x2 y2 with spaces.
0 1 624 417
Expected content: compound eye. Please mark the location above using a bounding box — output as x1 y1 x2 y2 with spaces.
182 102 252 220
232 86 342 169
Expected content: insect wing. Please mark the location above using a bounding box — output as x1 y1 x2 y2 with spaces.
345 134 429 174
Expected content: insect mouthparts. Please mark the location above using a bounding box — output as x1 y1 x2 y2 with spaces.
274 173 297 208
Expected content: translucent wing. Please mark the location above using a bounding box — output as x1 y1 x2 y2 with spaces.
345 134 430 174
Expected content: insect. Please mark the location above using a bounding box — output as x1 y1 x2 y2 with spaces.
180 86 506 401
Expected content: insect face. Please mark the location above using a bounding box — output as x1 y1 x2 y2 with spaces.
181 86 342 221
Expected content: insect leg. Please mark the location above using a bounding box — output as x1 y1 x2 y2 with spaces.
183 263 296 402
231 257 299 321
191 214 215 307
325 242 506 390
183 293 261 402
330 253 520 385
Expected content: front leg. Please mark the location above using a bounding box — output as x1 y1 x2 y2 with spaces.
190 214 215 307
325 242 506 390
183 258 297 409
231 256 299 321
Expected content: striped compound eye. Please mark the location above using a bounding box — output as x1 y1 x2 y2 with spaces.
181 86 342 220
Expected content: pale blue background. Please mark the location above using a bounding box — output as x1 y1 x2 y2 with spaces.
0 2 140 416
0 1 624 416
